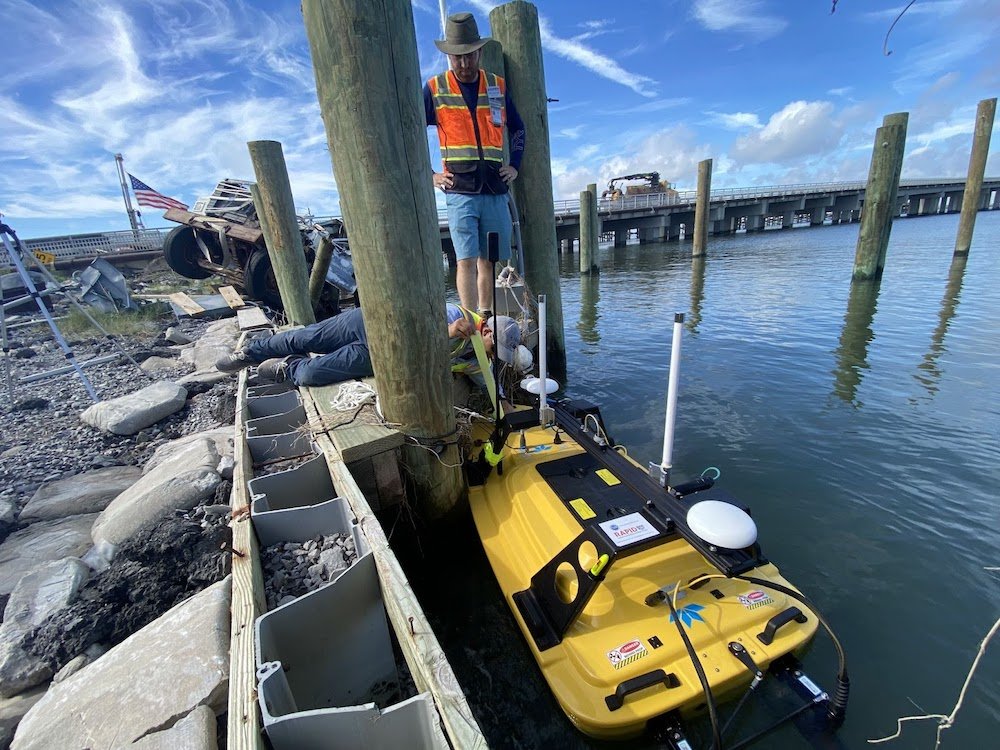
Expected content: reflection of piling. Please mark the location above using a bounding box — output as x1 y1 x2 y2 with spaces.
248 140 316 326
577 275 600 345
833 279 881 405
688 255 706 334
693 159 712 258
955 98 996 256
916 254 969 393
579 188 599 274
854 113 908 280
302 0 462 517
490 1 566 377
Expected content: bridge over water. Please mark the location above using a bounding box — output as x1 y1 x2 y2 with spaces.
6 178 999 270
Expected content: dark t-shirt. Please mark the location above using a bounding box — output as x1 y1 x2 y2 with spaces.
424 73 525 195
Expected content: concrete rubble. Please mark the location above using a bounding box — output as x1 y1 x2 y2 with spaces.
18 465 142 522
0 515 97 596
80 380 188 436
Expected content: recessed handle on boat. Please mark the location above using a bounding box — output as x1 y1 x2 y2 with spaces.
757 606 808 645
605 669 680 711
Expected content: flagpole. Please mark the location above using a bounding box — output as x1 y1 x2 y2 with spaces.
115 154 144 232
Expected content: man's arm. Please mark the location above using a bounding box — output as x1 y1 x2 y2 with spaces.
425 82 454 190
499 92 525 184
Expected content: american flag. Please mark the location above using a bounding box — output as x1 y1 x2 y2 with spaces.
128 174 188 211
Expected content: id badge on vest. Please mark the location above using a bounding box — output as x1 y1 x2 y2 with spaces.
487 85 503 126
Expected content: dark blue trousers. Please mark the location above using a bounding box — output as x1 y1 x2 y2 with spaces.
244 308 374 386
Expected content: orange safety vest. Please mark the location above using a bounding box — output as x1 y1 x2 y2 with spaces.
429 70 506 170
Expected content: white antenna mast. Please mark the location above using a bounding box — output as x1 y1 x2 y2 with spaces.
439 0 448 35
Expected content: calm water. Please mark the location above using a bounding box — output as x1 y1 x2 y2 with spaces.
415 211 999 749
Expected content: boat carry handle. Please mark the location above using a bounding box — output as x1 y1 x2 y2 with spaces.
757 606 808 645
605 669 680 711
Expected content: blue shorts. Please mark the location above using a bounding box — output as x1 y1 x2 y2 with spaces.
445 192 512 262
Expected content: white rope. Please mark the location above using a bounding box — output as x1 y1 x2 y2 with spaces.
329 380 376 411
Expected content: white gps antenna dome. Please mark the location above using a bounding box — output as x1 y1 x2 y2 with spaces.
513 344 533 373
520 376 559 395
686 500 758 549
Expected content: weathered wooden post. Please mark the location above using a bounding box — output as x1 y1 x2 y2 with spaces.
955 97 997 256
489 0 566 377
853 113 908 280
693 158 712 258
587 183 600 269
247 141 316 326
308 236 334 308
579 188 599 274
302 0 463 517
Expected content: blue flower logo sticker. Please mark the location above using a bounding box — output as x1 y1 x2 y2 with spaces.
669 603 705 628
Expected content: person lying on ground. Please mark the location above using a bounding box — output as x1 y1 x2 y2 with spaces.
214 304 527 388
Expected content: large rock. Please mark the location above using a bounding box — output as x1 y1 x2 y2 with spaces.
91 438 220 547
11 578 230 750
19 466 142 522
176 319 240 386
0 515 97 596
0 559 89 698
143 427 234 475
130 704 218 750
80 381 188 436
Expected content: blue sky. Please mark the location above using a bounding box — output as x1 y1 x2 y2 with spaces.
1 0 997 239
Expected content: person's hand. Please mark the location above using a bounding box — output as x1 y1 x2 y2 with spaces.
433 171 454 190
448 318 473 339
499 165 518 185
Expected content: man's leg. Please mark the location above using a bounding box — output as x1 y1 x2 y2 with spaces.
476 194 513 311
245 308 366 361
286 343 373 387
446 193 481 310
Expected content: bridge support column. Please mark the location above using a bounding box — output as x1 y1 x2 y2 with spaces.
745 215 764 232
810 206 826 226
992 190 1000 210
614 230 628 247
666 223 681 241
945 191 963 213
782 212 794 229
639 226 665 244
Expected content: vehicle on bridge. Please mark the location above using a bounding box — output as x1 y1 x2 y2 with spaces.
161 178 355 313
601 172 678 201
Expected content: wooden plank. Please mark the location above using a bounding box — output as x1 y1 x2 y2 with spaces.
219 285 246 309
168 292 205 316
306 379 403 462
228 365 266 750
300 389 487 750
236 306 272 330
163 207 263 244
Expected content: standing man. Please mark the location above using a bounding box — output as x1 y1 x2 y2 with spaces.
425 12 525 318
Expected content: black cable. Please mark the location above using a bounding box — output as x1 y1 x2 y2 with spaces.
664 593 722 750
734 575 849 726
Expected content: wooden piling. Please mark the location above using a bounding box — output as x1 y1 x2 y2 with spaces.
579 188 598 274
302 0 463 518
853 112 908 280
489 0 566 377
955 97 996 256
308 236 334 308
247 141 316 326
693 158 712 258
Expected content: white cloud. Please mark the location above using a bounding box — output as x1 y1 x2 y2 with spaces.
730 101 843 165
559 126 585 140
708 112 763 130
692 0 788 39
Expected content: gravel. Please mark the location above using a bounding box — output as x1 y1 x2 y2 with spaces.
260 533 358 610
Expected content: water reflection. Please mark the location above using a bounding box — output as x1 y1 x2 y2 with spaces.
688 254 706 334
914 254 969 395
577 275 600 346
832 278 881 405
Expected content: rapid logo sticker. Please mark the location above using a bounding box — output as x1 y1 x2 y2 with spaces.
607 639 648 670
738 590 774 610
599 512 658 547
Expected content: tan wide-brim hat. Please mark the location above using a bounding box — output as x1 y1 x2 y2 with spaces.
434 12 491 55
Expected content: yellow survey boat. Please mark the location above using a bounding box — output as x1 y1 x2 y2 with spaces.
466 400 844 743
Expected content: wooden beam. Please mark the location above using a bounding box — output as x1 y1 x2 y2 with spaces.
218 285 246 309
163 208 263 244
168 292 205 316
300 388 487 750
228 366 266 750
955 97 996 256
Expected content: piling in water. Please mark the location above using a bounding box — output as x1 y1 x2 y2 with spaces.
955 98 997 256
853 113 908 280
302 0 463 517
248 141 316 327
579 188 599 274
693 159 712 258
489 0 566 378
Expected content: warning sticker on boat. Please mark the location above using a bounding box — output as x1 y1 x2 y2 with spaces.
595 468 620 486
738 590 774 609
599 513 658 547
570 498 596 520
607 638 647 669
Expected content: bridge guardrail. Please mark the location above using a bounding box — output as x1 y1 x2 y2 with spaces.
1 228 172 271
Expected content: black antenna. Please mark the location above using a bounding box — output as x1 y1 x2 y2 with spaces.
487 231 501 442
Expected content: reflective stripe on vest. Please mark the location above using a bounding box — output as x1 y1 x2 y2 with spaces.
450 307 484 373
429 70 505 167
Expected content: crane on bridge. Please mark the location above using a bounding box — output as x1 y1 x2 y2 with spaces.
601 172 678 201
